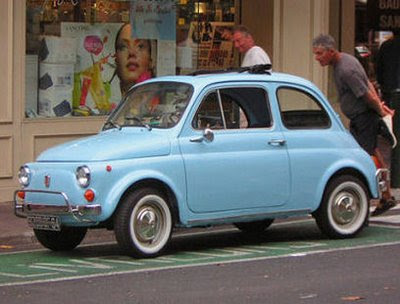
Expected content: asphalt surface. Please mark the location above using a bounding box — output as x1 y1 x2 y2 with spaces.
1 197 400 304
1 231 400 304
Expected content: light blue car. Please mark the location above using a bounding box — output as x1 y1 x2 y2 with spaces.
15 65 385 258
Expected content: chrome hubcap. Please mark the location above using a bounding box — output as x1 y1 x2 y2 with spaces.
332 191 359 225
135 206 160 243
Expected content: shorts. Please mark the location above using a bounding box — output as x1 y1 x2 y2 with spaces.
349 111 380 155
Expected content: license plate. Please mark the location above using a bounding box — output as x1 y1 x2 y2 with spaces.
27 214 61 231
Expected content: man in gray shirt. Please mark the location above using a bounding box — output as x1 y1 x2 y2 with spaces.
312 34 396 216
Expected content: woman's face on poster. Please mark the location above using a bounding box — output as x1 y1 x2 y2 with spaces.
115 24 152 88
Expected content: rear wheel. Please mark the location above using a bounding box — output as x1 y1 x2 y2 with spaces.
234 219 274 234
34 226 87 251
314 175 369 238
114 188 173 258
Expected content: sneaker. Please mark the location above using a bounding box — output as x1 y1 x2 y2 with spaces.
371 198 397 216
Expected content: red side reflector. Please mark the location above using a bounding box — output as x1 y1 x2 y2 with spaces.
84 189 95 202
106 165 112 172
17 191 25 199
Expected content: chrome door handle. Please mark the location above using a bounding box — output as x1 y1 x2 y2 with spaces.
189 128 214 143
268 139 286 146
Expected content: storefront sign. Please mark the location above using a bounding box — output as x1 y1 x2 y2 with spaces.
130 0 176 40
367 0 400 31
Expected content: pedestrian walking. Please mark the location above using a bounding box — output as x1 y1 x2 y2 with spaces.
312 34 397 216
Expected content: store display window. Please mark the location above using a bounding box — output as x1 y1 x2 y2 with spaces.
25 0 238 119
355 0 399 81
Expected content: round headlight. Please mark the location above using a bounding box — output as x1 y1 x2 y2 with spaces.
18 165 31 187
76 166 91 188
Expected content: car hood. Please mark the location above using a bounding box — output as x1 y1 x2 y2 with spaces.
37 129 171 162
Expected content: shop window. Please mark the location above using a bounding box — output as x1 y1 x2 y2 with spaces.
176 0 237 74
25 0 238 120
355 0 398 82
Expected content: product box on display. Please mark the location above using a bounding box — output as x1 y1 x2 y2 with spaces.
38 63 74 117
39 36 78 64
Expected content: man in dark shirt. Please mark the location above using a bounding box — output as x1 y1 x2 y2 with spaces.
312 34 396 216
376 30 400 102
376 30 400 188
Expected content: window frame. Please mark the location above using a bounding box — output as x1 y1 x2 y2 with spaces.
276 86 331 130
192 85 273 131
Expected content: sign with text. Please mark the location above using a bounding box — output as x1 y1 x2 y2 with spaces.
130 0 176 40
190 22 235 70
367 0 400 31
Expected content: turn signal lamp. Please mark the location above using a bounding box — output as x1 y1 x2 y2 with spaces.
17 191 25 200
84 189 95 202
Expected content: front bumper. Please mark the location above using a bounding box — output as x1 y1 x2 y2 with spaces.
14 189 101 223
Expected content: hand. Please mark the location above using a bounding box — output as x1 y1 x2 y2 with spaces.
381 102 395 117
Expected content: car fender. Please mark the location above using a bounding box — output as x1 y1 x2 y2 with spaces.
311 158 378 212
99 169 186 221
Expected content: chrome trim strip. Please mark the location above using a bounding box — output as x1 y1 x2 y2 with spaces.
375 168 389 199
14 189 101 223
187 208 311 226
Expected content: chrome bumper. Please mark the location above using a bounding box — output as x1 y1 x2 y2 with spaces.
376 168 389 199
14 189 101 223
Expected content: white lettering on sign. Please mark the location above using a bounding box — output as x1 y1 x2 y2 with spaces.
380 15 400 28
379 0 400 9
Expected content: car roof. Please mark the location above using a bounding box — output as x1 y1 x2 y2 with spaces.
144 69 319 93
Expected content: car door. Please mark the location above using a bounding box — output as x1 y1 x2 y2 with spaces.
178 84 290 213
276 85 335 210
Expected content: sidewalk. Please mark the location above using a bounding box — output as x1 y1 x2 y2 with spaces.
0 201 35 246
0 201 115 248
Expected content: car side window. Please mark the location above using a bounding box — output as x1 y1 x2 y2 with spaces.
192 91 225 129
193 87 272 130
277 87 331 129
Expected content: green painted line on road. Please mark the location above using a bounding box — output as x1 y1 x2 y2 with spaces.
0 223 399 287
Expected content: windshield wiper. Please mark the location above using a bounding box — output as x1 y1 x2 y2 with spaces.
127 116 152 131
103 120 122 131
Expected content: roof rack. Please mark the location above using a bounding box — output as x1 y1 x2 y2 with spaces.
188 64 272 76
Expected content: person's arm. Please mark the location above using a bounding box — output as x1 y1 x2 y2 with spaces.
364 81 394 117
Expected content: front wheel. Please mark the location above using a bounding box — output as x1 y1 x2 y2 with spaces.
314 175 369 239
34 226 87 251
114 188 173 258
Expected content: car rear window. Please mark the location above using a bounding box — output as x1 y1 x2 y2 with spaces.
277 87 331 129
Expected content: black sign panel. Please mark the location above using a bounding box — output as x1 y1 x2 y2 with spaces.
367 0 400 31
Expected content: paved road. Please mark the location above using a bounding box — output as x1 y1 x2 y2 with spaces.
2 243 398 304
1 216 400 303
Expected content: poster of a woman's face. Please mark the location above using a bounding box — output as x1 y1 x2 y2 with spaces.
115 23 156 95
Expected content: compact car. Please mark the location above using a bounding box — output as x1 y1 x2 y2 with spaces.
15 65 385 258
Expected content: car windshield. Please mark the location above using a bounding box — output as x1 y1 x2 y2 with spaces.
104 82 194 130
